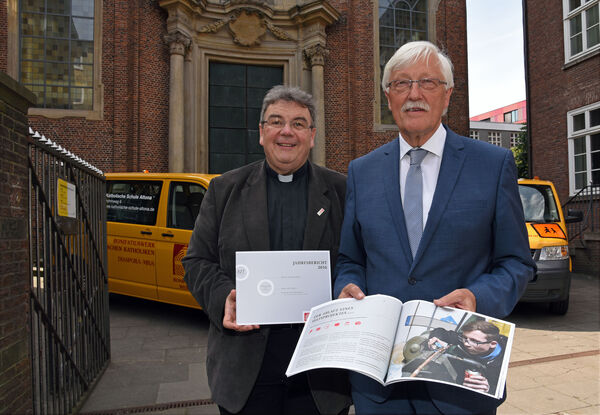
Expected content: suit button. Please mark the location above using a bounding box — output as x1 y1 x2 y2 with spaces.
408 277 417 285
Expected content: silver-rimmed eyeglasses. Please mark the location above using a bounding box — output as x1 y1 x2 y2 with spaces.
386 78 447 93
261 116 313 132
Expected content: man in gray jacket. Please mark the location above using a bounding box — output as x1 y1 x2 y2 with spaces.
183 85 350 415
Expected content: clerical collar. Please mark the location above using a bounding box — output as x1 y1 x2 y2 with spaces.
265 161 308 183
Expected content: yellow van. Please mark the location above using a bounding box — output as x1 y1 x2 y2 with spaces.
105 172 217 309
518 178 582 314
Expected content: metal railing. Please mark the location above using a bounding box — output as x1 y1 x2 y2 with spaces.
28 129 110 415
563 183 600 240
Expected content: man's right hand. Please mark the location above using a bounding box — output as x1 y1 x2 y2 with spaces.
337 283 366 299
223 289 260 332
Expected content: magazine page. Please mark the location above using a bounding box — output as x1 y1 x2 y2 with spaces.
385 300 514 400
286 295 403 384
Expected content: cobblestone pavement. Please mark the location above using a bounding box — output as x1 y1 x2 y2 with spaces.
80 273 599 415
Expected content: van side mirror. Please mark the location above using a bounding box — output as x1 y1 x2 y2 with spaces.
565 209 583 223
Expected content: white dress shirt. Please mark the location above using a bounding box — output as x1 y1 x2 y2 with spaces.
399 124 446 230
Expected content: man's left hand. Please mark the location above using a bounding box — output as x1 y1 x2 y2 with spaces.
223 289 260 332
433 288 476 311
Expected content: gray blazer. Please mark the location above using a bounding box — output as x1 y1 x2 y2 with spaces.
183 160 351 414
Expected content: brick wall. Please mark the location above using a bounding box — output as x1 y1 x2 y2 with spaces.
526 0 600 274
526 0 600 202
572 236 600 275
436 0 470 138
0 0 7 71
0 72 35 415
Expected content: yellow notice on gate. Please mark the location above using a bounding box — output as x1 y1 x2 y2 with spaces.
57 178 77 218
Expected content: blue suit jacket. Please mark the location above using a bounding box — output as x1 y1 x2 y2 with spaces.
333 126 535 414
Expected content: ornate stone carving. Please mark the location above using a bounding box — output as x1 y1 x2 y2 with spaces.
228 10 266 46
304 44 329 67
198 16 232 34
164 31 192 55
198 8 292 46
264 20 292 41
228 0 272 8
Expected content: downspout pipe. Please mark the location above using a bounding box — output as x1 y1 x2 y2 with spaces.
522 0 533 178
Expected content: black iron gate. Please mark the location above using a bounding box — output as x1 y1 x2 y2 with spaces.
28 130 110 415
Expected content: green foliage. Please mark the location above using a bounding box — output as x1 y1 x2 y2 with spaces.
512 124 530 179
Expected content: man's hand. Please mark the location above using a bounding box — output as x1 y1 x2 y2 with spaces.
223 289 260 332
433 288 476 312
427 336 447 351
337 283 366 300
463 374 490 393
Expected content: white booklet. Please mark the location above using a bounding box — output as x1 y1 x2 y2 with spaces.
235 250 332 325
286 295 514 399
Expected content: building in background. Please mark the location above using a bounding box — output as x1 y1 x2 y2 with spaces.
0 0 469 175
468 119 524 150
469 101 526 150
470 99 527 124
524 0 599 274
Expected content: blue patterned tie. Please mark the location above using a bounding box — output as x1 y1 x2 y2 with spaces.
404 148 428 257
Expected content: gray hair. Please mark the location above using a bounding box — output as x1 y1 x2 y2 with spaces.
381 41 454 92
260 85 316 126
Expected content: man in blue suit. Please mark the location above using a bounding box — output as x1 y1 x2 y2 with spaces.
333 41 535 414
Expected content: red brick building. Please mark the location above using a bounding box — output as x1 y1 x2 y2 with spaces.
1 0 468 175
470 100 527 124
524 0 600 274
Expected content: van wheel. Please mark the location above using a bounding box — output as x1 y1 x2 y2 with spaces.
549 297 569 315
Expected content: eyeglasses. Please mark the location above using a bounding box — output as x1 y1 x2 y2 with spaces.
261 116 313 132
458 334 492 346
386 78 447 93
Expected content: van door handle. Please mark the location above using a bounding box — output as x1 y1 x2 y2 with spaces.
162 233 174 238
140 230 152 235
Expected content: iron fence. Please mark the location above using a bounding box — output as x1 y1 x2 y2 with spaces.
28 129 110 415
563 183 600 240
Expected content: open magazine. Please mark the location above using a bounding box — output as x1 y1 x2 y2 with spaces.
286 295 514 399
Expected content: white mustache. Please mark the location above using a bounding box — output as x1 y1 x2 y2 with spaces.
402 101 430 112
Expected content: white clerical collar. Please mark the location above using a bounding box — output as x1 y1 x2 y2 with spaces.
265 161 308 183
398 124 447 159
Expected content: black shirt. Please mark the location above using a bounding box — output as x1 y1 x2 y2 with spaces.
265 162 308 251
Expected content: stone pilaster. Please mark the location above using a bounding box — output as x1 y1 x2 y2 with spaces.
164 32 191 172
304 44 329 167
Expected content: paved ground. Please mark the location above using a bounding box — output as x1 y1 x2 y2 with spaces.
80 273 600 415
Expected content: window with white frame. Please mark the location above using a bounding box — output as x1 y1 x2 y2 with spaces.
568 101 600 194
488 131 502 146
563 0 600 62
510 132 519 148
469 130 479 140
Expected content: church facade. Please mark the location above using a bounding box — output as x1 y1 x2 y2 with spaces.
1 0 468 174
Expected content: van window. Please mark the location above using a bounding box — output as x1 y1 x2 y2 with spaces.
106 181 162 225
519 184 560 223
167 182 207 230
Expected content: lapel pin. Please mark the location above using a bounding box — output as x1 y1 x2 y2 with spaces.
317 208 325 216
